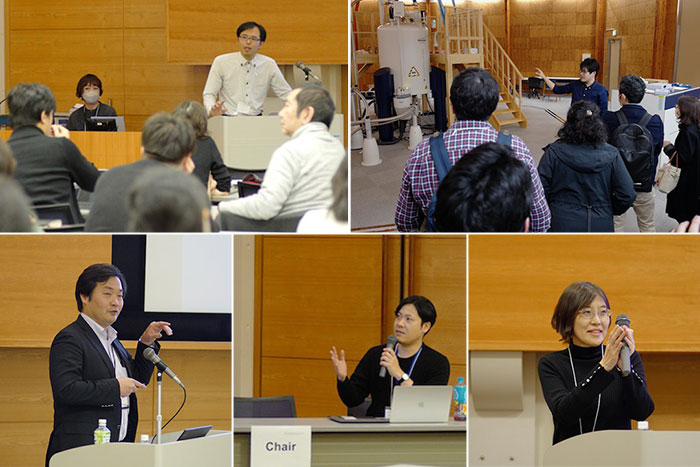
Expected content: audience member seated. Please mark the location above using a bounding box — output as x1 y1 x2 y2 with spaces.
0 176 37 232
395 67 550 232
217 83 346 224
602 74 664 233
85 113 197 232
433 142 532 232
126 166 212 232
296 155 348 233
66 74 118 131
7 83 100 223
173 100 231 194
538 101 636 232
663 96 700 224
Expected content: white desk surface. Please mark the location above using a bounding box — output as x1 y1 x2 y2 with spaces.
234 417 466 433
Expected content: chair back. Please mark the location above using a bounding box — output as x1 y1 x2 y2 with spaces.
234 395 297 418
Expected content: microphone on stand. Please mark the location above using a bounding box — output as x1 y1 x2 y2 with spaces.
295 61 321 82
143 347 185 388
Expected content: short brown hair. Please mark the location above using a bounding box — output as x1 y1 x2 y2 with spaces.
173 100 208 138
551 282 609 343
677 95 700 128
141 112 195 163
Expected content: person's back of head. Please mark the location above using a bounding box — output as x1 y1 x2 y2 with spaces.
449 68 500 121
558 101 607 146
7 83 57 129
126 166 211 232
0 176 36 232
172 101 208 139
677 95 700 129
434 142 532 232
619 75 646 104
580 57 600 78
295 83 335 128
0 140 17 176
141 112 196 164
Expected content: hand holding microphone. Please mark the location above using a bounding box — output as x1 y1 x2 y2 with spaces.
615 314 631 376
379 334 397 378
600 315 635 373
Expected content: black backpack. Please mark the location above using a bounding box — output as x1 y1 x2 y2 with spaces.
610 110 654 192
426 131 512 231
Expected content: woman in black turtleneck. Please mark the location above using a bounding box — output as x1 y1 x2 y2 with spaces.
538 281 654 445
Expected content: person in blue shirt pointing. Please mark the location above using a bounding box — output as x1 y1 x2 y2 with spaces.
536 58 609 114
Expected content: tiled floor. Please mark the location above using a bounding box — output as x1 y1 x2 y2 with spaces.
350 94 678 232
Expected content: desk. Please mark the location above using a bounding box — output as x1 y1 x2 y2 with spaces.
234 418 466 467
0 130 142 169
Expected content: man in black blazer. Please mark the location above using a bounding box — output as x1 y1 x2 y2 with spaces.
46 264 173 466
7 83 100 223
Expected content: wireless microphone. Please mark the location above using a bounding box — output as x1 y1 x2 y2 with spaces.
615 314 631 377
379 334 398 378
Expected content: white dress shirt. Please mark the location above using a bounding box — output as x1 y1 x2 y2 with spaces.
80 313 130 442
217 122 346 220
202 51 291 116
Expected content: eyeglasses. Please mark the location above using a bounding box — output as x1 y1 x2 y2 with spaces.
239 35 261 43
577 309 611 321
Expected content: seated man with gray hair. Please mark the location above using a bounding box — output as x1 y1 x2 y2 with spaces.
217 83 346 230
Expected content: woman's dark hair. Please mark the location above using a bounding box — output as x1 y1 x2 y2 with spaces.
76 74 103 99
551 281 609 343
677 95 700 128
557 100 607 146
395 295 437 335
236 21 266 42
74 264 127 311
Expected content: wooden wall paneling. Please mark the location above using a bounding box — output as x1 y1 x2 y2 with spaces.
260 236 384 360
167 0 347 65
124 28 210 130
651 0 668 78
409 236 466 374
125 0 166 29
643 353 700 430
8 0 123 30
606 0 657 77
661 0 678 81
261 357 358 418
469 236 700 352
0 349 52 422
0 421 54 467
0 235 112 347
595 0 606 85
8 29 126 116
382 236 404 338
254 237 263 397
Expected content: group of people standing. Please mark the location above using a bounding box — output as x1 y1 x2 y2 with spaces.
537 59 700 232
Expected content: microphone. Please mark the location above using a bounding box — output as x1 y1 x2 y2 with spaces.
379 334 398 378
143 347 185 388
295 61 321 81
615 314 631 377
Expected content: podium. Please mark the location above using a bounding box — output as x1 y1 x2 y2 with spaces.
49 430 231 467
208 114 345 171
543 430 700 466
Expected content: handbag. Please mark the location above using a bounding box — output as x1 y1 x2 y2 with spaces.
656 151 681 193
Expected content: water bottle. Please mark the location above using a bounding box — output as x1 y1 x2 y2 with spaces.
453 377 467 421
94 419 111 444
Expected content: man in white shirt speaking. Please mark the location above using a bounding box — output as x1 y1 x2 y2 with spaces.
217 83 346 223
203 21 292 117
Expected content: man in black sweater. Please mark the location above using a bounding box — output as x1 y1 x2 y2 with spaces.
8 83 100 223
330 295 450 417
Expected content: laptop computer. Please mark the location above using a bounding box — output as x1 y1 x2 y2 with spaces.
389 385 452 423
329 385 453 424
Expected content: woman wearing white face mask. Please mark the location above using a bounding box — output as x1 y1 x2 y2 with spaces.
66 74 118 131
538 282 654 445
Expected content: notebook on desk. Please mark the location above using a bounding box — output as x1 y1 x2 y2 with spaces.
329 385 453 424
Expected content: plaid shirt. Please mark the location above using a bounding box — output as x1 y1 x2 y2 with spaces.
395 120 551 232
